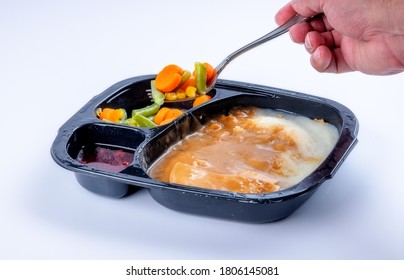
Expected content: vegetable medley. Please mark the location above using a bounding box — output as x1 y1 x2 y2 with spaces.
96 62 214 127
155 62 215 101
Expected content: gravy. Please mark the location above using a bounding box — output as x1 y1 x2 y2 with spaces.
148 107 338 194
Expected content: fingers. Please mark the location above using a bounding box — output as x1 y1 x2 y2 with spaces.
275 0 325 22
304 30 335 53
289 23 312 43
290 0 325 16
310 45 352 73
276 2 353 73
275 3 297 25
288 14 331 44
309 14 330 32
310 45 333 72
290 19 351 73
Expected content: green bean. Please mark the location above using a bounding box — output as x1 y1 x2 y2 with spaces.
131 102 160 117
133 114 157 127
122 117 138 126
150 80 165 105
195 62 207 94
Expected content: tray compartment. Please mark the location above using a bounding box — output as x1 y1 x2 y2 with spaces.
140 92 357 222
95 79 155 115
140 93 345 171
66 123 146 198
94 76 217 126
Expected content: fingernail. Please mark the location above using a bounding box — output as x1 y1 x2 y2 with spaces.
289 31 296 43
312 47 331 72
313 47 320 62
312 48 325 71
304 35 312 52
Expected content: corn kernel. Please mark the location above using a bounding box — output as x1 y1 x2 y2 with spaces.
176 91 187 99
185 86 197 98
165 92 177 101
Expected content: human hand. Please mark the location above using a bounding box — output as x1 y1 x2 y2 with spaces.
275 0 404 75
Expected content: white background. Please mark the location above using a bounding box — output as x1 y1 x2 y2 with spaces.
1 0 403 260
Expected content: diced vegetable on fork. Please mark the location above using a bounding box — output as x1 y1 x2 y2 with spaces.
152 62 215 102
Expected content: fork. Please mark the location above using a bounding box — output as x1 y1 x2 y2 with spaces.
149 13 310 103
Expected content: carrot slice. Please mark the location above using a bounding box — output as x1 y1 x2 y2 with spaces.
98 108 125 123
153 107 171 125
193 95 212 107
159 64 183 75
204 62 215 82
180 75 196 91
175 70 191 90
155 64 184 92
165 108 183 120
159 117 177 126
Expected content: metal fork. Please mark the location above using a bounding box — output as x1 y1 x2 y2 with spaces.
149 14 309 103
205 14 309 94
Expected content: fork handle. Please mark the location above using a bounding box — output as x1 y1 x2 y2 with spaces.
215 14 310 76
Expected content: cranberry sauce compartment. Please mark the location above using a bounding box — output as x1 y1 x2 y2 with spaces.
66 123 146 198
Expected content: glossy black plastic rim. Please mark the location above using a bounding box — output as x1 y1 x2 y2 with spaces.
51 75 359 204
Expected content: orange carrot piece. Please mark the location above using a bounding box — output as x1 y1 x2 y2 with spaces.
155 64 184 92
175 70 191 90
98 108 123 123
165 108 183 120
159 117 177 126
155 72 182 93
159 64 183 75
193 95 212 107
180 75 196 91
204 62 215 82
153 107 171 125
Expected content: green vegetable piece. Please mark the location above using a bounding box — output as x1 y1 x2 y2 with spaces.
175 70 191 90
131 102 161 117
133 114 157 127
150 80 165 105
195 62 207 94
147 115 155 121
123 117 139 127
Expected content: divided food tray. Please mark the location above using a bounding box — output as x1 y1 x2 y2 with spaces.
51 75 359 223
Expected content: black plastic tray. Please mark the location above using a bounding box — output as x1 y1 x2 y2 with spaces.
51 75 359 223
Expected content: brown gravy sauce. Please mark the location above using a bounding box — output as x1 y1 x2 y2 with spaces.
148 106 336 194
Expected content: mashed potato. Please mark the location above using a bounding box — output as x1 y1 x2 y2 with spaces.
148 107 339 193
